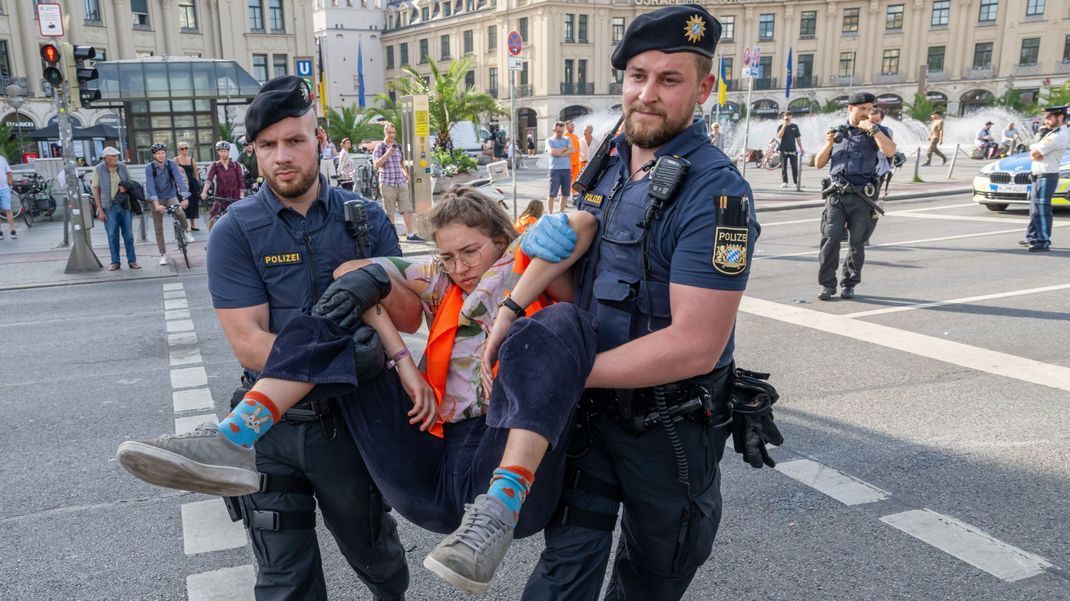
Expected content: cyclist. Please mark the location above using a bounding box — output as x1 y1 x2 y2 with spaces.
202 140 245 230
0 151 14 239
237 135 259 192
145 142 191 266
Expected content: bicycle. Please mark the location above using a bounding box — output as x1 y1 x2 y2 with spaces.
354 157 380 201
205 194 238 230
760 138 783 170
166 204 190 269
11 173 57 227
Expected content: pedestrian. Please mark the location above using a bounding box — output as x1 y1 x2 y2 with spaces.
578 124 595 173
144 142 191 266
336 137 356 190
92 147 139 270
518 6 780 599
923 111 947 166
514 199 544 233
545 121 572 214
1000 121 1023 156
975 120 997 159
709 121 723 149
0 151 15 240
814 92 897 300
174 141 201 231
526 131 536 156
863 107 893 245
564 120 581 189
1021 105 1069 252
202 140 244 230
237 136 259 189
776 111 804 188
119 76 412 601
373 121 420 241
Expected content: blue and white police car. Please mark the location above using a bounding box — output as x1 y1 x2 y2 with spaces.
972 149 1070 211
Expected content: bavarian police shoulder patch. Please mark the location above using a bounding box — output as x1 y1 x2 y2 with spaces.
712 194 749 276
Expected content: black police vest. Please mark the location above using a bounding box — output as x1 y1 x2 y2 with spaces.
829 124 883 187
226 188 371 334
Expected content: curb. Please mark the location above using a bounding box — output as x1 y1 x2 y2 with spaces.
754 186 973 213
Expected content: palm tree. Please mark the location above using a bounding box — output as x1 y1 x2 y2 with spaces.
324 104 385 147
364 93 404 140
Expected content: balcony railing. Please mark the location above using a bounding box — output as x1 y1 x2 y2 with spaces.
876 73 904 84
833 74 859 86
963 65 994 80
1014 63 1041 76
560 82 594 95
753 76 777 91
793 75 818 89
608 82 622 95
517 85 533 97
0 76 31 96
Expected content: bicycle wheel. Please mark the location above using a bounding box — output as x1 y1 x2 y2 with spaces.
173 219 188 268
21 196 33 228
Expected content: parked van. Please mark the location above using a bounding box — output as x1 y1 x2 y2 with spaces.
450 122 491 157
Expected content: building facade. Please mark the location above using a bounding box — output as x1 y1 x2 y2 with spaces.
314 0 389 109
381 0 1070 142
0 0 316 162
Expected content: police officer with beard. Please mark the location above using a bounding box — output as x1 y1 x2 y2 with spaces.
206 76 415 600
516 6 780 600
814 92 896 300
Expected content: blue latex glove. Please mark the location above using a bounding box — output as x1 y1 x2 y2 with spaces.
521 213 577 263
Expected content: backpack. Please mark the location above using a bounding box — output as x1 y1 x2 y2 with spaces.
151 159 179 194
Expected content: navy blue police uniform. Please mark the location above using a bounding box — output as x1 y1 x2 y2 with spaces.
521 9 760 598
206 76 409 601
819 95 891 296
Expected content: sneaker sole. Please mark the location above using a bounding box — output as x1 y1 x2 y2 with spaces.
116 441 260 497
422 554 491 595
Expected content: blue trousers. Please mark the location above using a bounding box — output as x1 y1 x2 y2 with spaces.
103 204 136 265
1027 173 1057 249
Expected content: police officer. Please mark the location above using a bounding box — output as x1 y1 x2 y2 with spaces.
516 6 779 599
862 107 893 246
814 92 896 300
205 76 413 600
1022 105 1068 252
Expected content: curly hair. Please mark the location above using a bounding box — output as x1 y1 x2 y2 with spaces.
428 185 517 245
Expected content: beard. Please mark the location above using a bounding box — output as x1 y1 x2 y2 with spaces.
624 102 694 149
265 160 320 200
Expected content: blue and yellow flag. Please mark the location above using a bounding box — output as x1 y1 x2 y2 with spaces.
717 54 728 107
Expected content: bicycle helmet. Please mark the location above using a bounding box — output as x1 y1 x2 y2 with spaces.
215 140 230 151
150 142 167 153
239 136 249 146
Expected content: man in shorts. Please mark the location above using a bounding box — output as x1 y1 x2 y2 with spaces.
373 122 419 241
0 153 14 240
545 121 572 214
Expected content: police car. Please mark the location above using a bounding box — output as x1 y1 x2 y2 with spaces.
972 148 1070 211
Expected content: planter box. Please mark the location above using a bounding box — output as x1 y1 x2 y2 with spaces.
432 171 478 193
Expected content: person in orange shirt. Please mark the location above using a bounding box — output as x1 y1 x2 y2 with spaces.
514 199 545 233
565 120 581 194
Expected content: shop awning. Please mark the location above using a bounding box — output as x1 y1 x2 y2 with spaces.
91 57 262 108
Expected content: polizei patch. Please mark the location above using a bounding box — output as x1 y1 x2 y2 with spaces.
263 252 302 267
712 226 748 275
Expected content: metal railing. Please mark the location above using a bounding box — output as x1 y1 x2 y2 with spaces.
517 85 533 97
754 77 777 91
560 82 594 95
793 75 818 89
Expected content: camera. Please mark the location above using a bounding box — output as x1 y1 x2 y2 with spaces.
827 125 850 144
891 151 907 169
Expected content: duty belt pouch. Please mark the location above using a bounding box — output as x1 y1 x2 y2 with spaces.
230 385 251 411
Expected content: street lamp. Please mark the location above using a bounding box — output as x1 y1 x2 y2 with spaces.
5 83 26 164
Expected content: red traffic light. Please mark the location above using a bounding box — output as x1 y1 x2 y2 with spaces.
40 44 61 65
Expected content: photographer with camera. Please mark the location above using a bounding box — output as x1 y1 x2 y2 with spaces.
814 92 896 300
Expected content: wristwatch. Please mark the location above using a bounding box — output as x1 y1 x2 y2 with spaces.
500 296 526 318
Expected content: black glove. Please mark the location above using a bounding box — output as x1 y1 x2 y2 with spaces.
311 264 392 332
729 369 784 469
352 322 386 383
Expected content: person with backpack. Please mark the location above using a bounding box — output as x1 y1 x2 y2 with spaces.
145 142 191 266
93 147 140 270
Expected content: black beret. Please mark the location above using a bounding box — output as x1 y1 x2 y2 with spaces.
1044 105 1068 116
245 75 315 142
611 4 721 71
847 92 876 105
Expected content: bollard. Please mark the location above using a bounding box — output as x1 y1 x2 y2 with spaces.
139 211 147 242
946 144 960 179
912 146 923 183
796 151 804 192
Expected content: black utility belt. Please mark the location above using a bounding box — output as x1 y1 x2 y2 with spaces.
822 178 878 199
584 364 733 434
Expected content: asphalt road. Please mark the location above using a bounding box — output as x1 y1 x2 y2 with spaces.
1 192 1067 600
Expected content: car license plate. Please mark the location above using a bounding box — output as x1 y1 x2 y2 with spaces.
990 183 1030 193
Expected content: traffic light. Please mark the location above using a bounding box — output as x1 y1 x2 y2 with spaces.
40 43 63 87
73 46 100 108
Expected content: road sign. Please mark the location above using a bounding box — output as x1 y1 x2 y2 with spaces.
742 46 761 79
507 56 524 71
295 58 314 78
36 3 64 37
507 31 523 57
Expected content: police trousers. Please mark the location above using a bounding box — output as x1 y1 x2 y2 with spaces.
819 192 872 289
1026 173 1057 249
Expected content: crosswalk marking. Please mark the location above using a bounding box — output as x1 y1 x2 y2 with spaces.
164 298 189 310
175 413 218 434
165 309 192 320
171 366 208 389
168 331 198 347
880 509 1054 582
163 282 185 291
775 459 891 506
173 388 214 413
170 347 203 367
841 283 1070 319
186 565 256 601
164 290 187 300
166 319 195 333
182 499 249 555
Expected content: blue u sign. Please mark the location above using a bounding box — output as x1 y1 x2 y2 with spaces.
296 59 313 78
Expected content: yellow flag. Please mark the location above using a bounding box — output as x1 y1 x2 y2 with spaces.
717 56 727 107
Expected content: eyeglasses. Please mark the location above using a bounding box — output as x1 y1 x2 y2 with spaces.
435 238 493 273
179 147 189 150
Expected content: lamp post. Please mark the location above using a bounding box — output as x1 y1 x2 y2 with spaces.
5 83 27 164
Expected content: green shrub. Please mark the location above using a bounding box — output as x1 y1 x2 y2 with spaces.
432 148 478 176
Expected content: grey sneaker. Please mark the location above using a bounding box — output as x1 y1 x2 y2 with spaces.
818 287 835 301
423 495 514 595
116 422 260 496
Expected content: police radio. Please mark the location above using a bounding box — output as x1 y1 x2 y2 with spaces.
639 155 690 229
343 199 370 256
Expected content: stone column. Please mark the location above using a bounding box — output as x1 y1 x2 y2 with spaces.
159 0 178 57
112 0 133 58
824 2 838 87
12 0 42 95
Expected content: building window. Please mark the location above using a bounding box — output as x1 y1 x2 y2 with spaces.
578 59 587 85
463 30 473 54
131 0 150 28
465 70 474 88
927 46 945 72
611 68 623 84
932 1 950 26
273 53 287 77
179 0 198 31
249 0 264 30
386 45 394 69
489 67 497 93
757 55 772 81
518 17 528 41
443 1 450 16
578 14 588 43
979 0 998 22
886 5 904 30
421 6 428 20
487 25 496 51
1019 37 1040 65
520 61 529 86
400 42 408 65
881 49 900 75
797 53 813 78
419 38 429 63
252 54 269 82
612 17 625 43
0 41 11 76
1026 0 1045 16
83 0 102 24
723 57 733 81
973 42 993 68
1064 35 1070 62
799 11 816 38
758 14 774 41
564 59 573 84
839 51 856 77
721 15 734 41
842 8 859 33
564 14 574 43
268 0 284 31
440 34 450 59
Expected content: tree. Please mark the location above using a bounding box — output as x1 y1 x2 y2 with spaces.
385 57 505 149
0 124 21 164
217 121 235 144
905 93 939 122
363 93 404 140
815 98 844 114
324 104 384 147
1042 81 1070 108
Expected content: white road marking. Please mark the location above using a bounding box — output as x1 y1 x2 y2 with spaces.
168 332 198 347
181 499 249 555
163 283 185 291
165 309 191 320
760 203 979 227
880 509 1053 582
175 413 218 434
887 212 1029 224
760 216 823 227
164 290 186 300
893 202 979 212
741 297 1070 393
186 565 256 601
170 348 204 367
842 283 1070 318
173 388 214 413
166 319 195 333
775 459 891 506
171 366 208 390
164 298 189 310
